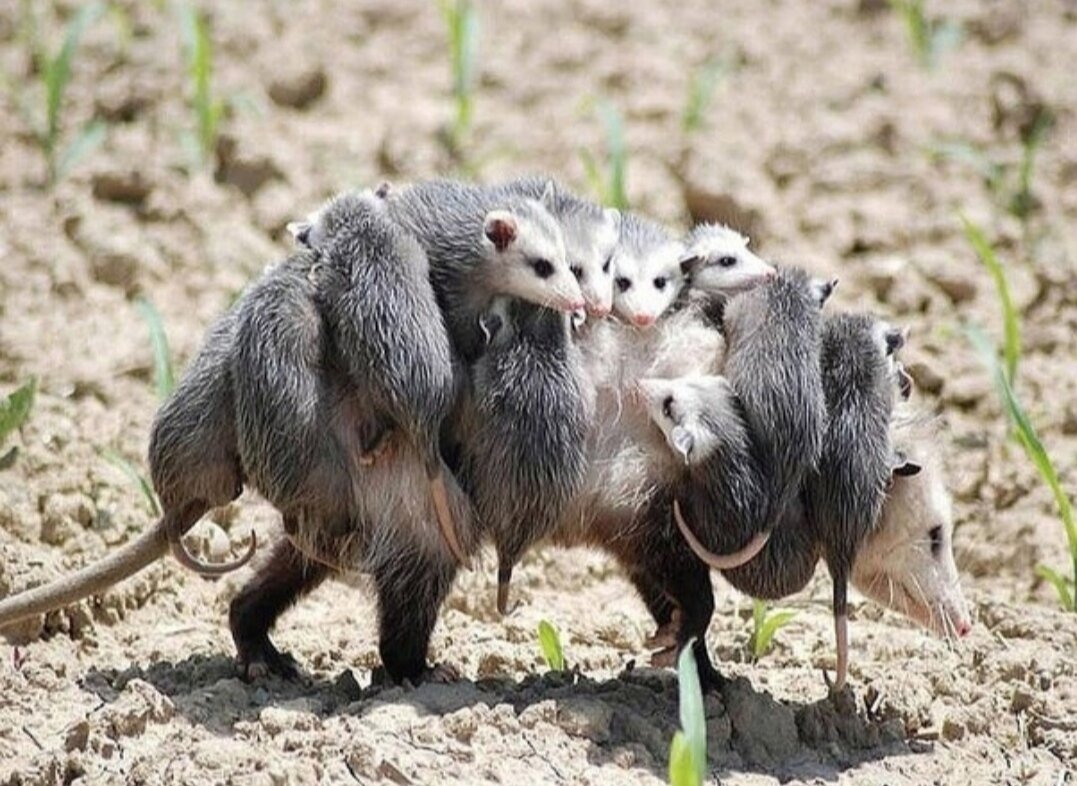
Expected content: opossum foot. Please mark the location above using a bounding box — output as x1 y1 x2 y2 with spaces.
237 642 300 682
424 662 461 684
643 609 682 650
649 646 678 669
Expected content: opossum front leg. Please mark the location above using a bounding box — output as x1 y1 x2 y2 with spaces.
373 550 457 685
229 532 330 681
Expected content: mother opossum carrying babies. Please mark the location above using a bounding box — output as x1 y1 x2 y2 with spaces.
0 175 970 691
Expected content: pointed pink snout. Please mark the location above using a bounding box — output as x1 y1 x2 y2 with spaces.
632 313 656 328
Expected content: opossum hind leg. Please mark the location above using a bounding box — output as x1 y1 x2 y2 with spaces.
229 532 329 681
374 550 457 685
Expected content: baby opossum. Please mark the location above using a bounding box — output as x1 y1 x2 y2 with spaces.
495 176 620 319
611 213 686 328
804 314 916 689
228 192 474 681
677 223 778 326
461 298 594 614
384 178 583 364
0 311 257 631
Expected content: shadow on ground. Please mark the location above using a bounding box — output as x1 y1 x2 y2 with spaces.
84 653 913 782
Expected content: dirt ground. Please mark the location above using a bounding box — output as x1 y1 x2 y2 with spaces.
1 0 1076 783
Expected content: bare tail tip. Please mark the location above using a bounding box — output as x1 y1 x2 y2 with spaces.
429 471 472 571
169 530 258 576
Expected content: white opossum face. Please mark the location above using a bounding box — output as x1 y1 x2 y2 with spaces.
612 239 686 329
482 202 585 314
680 225 776 298
851 431 972 641
635 375 735 465
566 208 620 319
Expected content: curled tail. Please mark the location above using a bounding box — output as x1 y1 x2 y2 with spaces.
0 505 255 632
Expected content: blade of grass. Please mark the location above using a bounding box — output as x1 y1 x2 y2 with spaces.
597 100 628 211
750 599 797 658
0 379 37 444
180 5 221 163
537 619 565 671
967 325 1077 608
961 213 1020 385
55 118 106 181
1035 566 1075 612
44 2 104 154
135 298 175 400
668 731 699 786
675 640 706 784
681 58 729 136
102 449 161 516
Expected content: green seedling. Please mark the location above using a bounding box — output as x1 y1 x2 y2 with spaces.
135 298 175 400
1010 110 1053 222
102 449 161 516
180 5 224 167
579 99 629 211
961 214 1020 385
537 619 565 671
668 640 706 786
437 0 479 157
0 379 37 468
24 2 108 185
749 599 797 659
967 327 1076 611
890 0 963 70
681 58 730 137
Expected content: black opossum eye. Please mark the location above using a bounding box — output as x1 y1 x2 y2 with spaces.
531 258 555 279
602 256 612 274
929 525 943 556
653 276 667 291
570 265 584 280
718 255 738 268
662 395 674 419
616 276 632 293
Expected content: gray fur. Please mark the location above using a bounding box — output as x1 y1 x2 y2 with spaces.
384 179 572 364
459 299 594 588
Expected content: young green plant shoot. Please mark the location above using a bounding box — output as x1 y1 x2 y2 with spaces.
437 0 479 158
890 0 963 70
963 219 1075 611
668 640 706 786
579 99 629 211
749 599 798 660
537 619 566 672
102 449 162 517
180 4 224 167
135 298 176 400
0 379 37 469
27 2 107 185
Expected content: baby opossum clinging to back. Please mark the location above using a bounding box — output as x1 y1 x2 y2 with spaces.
495 176 620 320
383 178 584 364
229 189 473 682
651 314 970 689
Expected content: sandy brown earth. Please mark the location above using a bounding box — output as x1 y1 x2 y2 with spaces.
1 0 1076 783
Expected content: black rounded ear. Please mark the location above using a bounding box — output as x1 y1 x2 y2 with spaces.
895 362 913 400
287 220 313 246
810 277 838 306
885 326 907 355
679 254 704 277
892 450 922 477
374 181 392 199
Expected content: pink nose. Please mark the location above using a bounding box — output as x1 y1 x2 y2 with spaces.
632 314 655 327
588 304 611 318
956 620 971 637
567 300 587 312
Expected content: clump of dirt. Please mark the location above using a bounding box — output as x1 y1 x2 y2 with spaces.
1 0 1076 784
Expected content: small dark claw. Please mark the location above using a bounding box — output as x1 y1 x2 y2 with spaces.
238 641 300 682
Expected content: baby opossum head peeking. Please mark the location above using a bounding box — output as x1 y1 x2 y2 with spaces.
611 214 686 329
851 415 972 641
565 204 620 319
287 183 392 248
482 187 585 315
680 224 776 301
634 374 738 466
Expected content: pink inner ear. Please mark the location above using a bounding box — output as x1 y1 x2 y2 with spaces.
485 217 517 252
